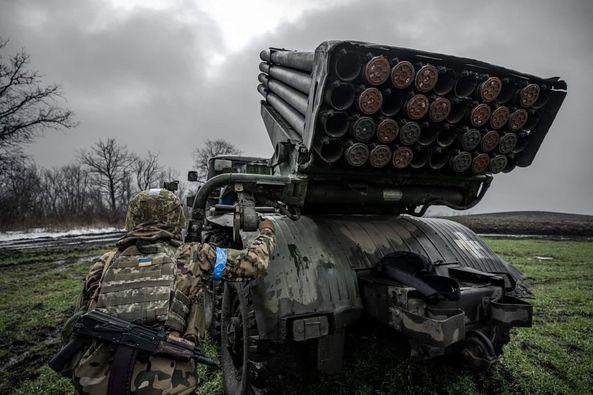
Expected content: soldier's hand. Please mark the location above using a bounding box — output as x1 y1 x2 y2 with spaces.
258 218 275 233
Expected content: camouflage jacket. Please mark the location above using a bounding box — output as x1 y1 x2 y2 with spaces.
73 225 276 395
82 225 276 311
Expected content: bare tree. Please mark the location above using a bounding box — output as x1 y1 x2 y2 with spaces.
61 163 92 218
193 138 240 180
79 138 134 219
0 38 76 164
0 155 42 228
133 151 162 190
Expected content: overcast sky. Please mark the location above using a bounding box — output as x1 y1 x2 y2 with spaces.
1 0 592 215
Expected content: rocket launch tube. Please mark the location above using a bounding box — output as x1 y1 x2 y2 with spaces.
258 74 308 115
260 49 314 72
257 84 305 134
259 62 312 94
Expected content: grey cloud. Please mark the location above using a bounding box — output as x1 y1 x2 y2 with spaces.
1 0 591 214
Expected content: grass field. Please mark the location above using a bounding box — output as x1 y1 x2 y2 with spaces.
1 239 592 394
445 211 593 237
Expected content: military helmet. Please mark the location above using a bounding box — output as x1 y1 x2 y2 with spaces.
125 189 186 233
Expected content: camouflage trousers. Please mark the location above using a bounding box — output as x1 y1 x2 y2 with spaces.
73 343 197 394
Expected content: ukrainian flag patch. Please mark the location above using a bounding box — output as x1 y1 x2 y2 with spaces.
138 257 153 267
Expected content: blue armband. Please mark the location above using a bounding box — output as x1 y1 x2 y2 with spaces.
213 247 228 280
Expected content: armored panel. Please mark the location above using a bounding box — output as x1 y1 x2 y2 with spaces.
244 216 363 340
244 214 521 340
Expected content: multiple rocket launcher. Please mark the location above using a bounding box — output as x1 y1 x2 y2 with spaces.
257 41 566 177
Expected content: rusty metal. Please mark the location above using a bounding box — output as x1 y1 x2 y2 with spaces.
450 151 472 173
454 71 478 98
321 111 349 138
471 153 490 174
481 130 500 153
470 103 491 127
458 127 481 151
498 133 518 154
334 49 361 81
519 83 540 108
429 97 451 123
429 148 449 170
326 81 355 110
381 89 404 116
436 125 458 148
369 144 393 168
392 146 414 169
344 141 370 167
391 60 415 89
406 94 429 120
364 55 391 86
351 116 376 142
377 119 399 143
415 64 439 92
399 121 422 145
358 87 383 115
490 106 510 129
508 109 528 131
478 76 502 102
489 154 508 174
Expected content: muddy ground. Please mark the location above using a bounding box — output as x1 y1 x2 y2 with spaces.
1 226 592 394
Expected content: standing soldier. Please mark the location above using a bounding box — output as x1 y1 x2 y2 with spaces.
56 188 276 394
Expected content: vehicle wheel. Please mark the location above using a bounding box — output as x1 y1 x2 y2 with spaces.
221 282 300 394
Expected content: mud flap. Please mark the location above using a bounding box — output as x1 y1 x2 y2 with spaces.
490 296 533 327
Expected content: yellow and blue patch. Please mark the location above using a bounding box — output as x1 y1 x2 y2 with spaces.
138 257 153 267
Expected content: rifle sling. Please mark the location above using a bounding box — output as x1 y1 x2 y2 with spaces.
108 345 138 395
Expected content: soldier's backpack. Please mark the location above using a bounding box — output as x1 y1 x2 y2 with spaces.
95 241 191 333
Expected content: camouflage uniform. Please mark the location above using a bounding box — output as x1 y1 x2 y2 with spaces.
71 189 276 395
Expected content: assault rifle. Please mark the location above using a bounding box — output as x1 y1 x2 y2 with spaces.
49 310 218 373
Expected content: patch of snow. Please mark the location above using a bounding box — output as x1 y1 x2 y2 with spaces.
0 227 124 242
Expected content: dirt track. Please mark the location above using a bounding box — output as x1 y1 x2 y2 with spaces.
3 211 593 253
0 230 125 252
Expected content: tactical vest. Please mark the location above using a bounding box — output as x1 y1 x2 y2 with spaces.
95 242 190 333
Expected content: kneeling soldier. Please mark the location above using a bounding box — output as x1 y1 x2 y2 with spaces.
58 188 275 394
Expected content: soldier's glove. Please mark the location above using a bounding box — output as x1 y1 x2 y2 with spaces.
258 218 275 233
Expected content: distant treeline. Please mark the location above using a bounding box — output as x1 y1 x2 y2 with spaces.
0 39 244 230
0 138 184 230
